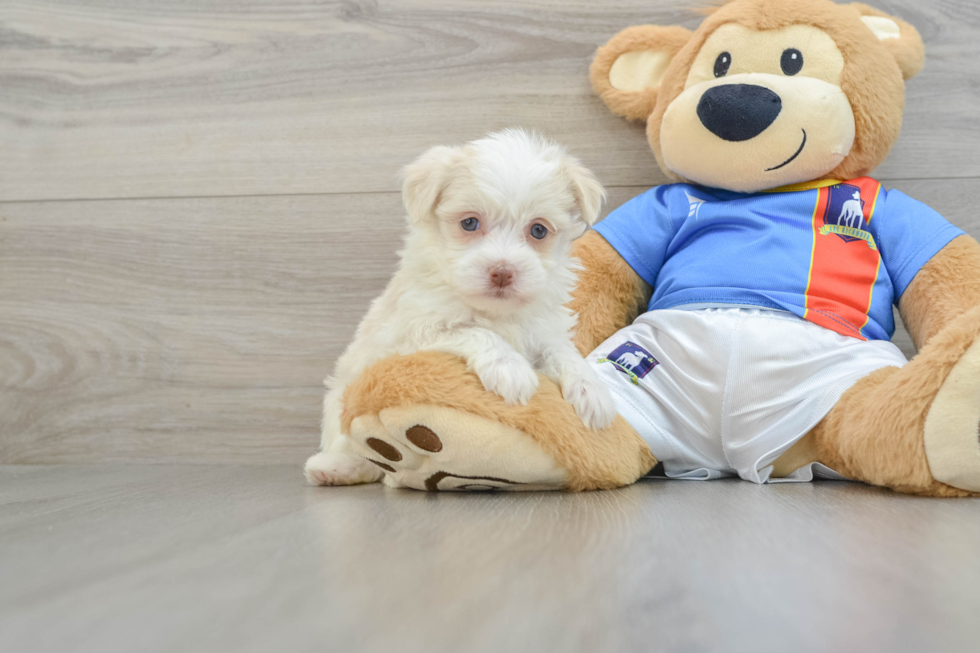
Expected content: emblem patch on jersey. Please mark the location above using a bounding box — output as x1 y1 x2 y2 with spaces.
819 183 877 249
600 342 659 383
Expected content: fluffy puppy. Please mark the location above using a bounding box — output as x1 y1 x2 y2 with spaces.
305 129 616 486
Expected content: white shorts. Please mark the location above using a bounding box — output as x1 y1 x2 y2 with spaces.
588 307 908 484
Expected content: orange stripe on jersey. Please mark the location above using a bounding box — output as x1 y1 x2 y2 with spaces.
851 178 883 331
802 179 883 340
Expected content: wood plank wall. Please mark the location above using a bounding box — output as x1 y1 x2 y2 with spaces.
2 0 979 464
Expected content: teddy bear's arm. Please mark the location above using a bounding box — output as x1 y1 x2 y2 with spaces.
898 235 980 350
569 231 652 356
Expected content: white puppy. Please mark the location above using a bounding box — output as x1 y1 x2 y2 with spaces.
305 129 617 486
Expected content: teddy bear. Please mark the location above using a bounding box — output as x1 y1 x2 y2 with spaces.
333 0 980 496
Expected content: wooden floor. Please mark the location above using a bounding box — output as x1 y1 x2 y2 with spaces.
4 465 980 653
3 1 980 650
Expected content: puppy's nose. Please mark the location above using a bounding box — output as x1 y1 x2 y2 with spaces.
697 84 782 142
489 265 515 289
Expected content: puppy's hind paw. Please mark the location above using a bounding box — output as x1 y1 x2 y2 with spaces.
304 451 383 486
561 373 618 430
476 355 539 405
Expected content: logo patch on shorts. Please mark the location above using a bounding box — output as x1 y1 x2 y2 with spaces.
601 341 659 383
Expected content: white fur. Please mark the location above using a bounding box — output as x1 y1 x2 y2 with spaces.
305 129 616 486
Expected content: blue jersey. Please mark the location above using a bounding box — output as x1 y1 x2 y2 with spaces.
593 178 964 341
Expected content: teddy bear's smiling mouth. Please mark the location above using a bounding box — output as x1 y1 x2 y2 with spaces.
766 129 808 171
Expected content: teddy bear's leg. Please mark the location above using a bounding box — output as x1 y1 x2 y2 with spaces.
781 305 980 496
339 351 657 491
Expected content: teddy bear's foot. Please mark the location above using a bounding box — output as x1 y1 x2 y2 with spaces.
347 405 570 491
924 335 980 492
796 305 980 497
339 351 656 492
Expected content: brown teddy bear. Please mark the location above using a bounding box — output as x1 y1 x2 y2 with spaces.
333 0 980 496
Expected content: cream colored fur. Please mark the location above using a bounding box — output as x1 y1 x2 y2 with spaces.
924 338 980 492
341 352 656 491
610 51 672 92
348 405 570 491
658 24 855 192
306 130 614 486
592 0 925 192
331 0 979 495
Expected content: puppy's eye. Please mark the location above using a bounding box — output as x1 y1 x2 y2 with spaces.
714 52 731 78
460 217 480 231
530 224 548 240
781 49 803 76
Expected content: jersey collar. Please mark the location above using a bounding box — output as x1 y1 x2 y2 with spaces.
764 179 843 193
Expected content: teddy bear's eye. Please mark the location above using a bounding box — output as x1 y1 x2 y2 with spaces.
714 52 732 78
781 48 804 75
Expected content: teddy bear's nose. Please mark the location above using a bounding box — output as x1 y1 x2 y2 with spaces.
697 84 782 142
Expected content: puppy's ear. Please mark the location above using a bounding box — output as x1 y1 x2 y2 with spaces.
590 25 693 121
562 155 606 228
851 3 925 80
401 145 460 224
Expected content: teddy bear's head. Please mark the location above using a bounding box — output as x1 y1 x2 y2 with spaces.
591 0 924 193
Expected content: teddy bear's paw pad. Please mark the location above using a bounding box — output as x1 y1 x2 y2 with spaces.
347 404 569 492
404 425 443 452
348 414 426 472
304 451 383 486
924 336 980 492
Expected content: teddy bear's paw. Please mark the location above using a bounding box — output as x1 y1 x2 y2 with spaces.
923 336 980 493
346 404 569 491
304 450 384 486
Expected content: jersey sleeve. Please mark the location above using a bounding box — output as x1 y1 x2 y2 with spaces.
870 188 966 301
591 186 678 287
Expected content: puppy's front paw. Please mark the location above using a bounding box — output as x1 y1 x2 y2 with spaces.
476 354 539 405
561 373 617 430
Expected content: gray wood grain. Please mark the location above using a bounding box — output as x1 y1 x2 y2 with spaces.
1 0 979 201
2 465 980 653
0 180 980 463
2 181 977 464
0 192 401 463
4 3 980 647
0 188 636 464
3 0 980 463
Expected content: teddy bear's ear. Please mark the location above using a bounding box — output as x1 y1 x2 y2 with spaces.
400 145 460 224
851 3 925 80
590 25 693 121
561 154 606 229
